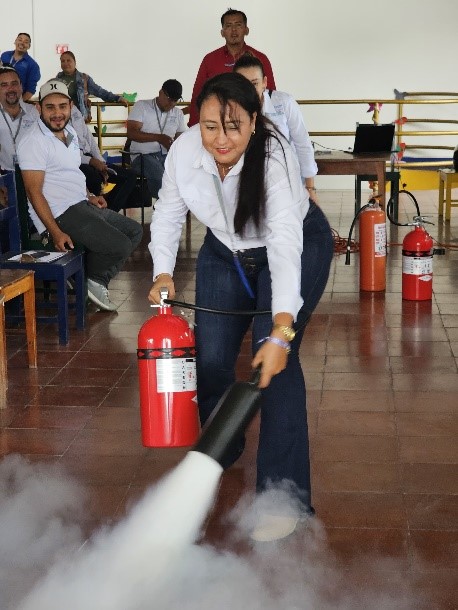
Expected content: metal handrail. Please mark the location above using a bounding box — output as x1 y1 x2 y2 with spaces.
90 97 458 169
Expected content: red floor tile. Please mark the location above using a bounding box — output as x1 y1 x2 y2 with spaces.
1 190 456 608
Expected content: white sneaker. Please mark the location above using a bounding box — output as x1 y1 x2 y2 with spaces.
250 514 300 543
87 279 117 311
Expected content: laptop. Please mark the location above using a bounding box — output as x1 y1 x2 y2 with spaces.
352 123 395 155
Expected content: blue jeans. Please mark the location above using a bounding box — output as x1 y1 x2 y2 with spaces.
132 152 167 199
195 202 334 506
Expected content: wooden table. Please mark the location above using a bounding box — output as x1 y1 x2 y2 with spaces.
438 169 458 221
316 152 391 209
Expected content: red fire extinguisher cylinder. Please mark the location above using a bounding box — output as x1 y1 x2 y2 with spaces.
137 304 200 447
402 225 434 301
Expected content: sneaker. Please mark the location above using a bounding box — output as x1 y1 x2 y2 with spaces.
250 514 299 543
87 278 117 311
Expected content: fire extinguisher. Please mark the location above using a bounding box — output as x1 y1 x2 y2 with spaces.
402 219 434 301
137 290 200 448
345 198 387 291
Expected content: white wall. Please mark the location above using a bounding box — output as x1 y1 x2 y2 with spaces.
2 0 457 185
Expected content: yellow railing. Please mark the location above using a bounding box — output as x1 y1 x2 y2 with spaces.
91 95 458 169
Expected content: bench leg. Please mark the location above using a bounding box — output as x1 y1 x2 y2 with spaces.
438 176 445 218
23 277 37 368
445 178 452 221
0 299 7 398
56 274 70 345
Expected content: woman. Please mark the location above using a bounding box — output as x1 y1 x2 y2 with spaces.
148 73 333 542
56 51 128 122
233 54 318 202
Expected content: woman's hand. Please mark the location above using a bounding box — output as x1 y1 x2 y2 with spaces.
148 274 175 304
251 339 289 389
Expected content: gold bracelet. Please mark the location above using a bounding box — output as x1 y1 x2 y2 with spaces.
272 324 296 341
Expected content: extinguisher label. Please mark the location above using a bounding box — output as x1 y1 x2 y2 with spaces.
374 223 386 257
402 256 433 275
156 358 197 393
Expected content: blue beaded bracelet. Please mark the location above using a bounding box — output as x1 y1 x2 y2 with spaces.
258 336 291 354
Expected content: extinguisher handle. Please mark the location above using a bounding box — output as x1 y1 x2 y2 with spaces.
249 366 262 386
159 287 169 305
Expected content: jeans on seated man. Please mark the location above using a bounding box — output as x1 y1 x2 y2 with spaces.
17 79 143 312
127 79 186 198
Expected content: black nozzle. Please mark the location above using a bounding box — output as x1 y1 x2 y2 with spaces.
433 248 446 256
193 368 262 467
345 249 351 265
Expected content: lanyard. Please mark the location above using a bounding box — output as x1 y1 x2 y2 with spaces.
0 105 24 149
212 173 255 298
153 99 169 154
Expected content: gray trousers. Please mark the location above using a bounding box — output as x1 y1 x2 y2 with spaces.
56 201 143 287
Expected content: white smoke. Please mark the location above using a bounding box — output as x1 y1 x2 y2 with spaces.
1 454 427 610
0 455 86 609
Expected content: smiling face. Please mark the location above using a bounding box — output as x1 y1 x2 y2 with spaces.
199 94 256 167
14 34 31 54
39 93 72 133
60 53 77 76
0 71 23 108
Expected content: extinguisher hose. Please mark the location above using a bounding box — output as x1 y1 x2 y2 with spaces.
163 299 271 315
386 190 421 227
163 299 313 334
345 200 377 265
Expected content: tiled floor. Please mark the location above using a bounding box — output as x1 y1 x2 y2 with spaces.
1 188 457 609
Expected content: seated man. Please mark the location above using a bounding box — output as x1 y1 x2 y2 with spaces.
0 66 38 172
17 79 143 312
70 105 138 213
127 79 185 198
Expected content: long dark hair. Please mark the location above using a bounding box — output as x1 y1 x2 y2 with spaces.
197 72 282 235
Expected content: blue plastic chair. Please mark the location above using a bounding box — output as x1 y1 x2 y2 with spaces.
0 171 86 345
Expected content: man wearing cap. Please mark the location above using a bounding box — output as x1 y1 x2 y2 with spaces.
17 79 143 312
1 33 41 102
126 79 186 199
0 66 38 171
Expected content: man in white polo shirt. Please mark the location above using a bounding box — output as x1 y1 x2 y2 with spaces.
127 79 186 199
17 79 143 311
0 66 38 172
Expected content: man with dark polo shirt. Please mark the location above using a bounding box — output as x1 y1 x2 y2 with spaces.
187 8 276 126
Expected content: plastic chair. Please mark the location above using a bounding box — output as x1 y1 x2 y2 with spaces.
0 171 86 345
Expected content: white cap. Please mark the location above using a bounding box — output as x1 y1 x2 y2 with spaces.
39 79 71 102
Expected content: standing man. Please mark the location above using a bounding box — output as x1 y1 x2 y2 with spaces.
1 33 41 101
0 66 38 171
17 79 143 312
187 9 276 126
127 79 185 199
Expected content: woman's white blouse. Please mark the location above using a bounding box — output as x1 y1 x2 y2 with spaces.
149 125 310 319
